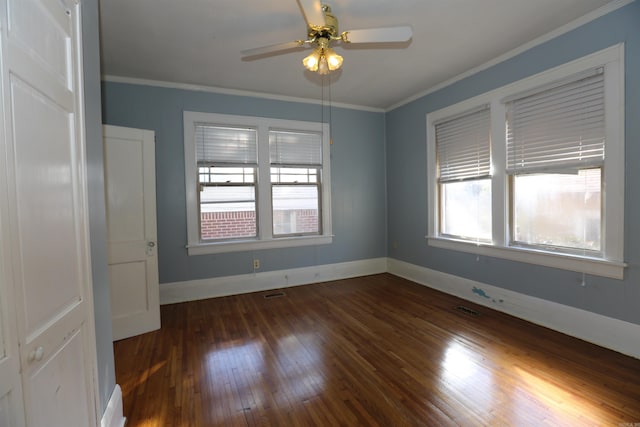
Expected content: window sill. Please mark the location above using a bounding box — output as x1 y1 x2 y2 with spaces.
426 236 626 280
187 234 333 256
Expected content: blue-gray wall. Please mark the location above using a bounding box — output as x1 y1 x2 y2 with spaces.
101 2 639 331
82 0 116 416
386 1 640 326
101 86 387 283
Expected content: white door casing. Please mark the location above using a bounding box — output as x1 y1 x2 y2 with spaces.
0 0 99 425
0 5 25 421
103 125 160 341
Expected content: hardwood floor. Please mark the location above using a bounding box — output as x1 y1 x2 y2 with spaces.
114 274 640 426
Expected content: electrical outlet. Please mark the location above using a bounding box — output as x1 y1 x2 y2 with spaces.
253 259 260 269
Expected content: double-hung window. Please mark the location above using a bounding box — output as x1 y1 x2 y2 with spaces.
270 130 323 237
196 125 258 240
506 70 605 254
427 45 625 279
435 106 492 242
184 112 332 255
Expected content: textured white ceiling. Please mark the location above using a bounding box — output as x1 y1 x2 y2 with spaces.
99 0 618 109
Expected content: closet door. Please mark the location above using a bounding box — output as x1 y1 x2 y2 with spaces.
0 0 98 425
0 2 28 426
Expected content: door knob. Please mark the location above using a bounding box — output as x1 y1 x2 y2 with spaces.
148 241 155 247
28 346 45 362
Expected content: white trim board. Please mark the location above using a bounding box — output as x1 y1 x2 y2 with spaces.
160 258 387 305
101 75 384 113
100 384 126 427
387 258 640 360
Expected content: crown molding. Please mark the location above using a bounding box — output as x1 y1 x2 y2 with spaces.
101 75 385 114
386 0 634 112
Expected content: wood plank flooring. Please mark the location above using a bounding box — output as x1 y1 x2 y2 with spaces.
114 273 640 426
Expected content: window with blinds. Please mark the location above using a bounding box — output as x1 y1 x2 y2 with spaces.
506 69 605 173
195 124 258 241
436 106 491 182
184 111 333 254
505 69 606 252
269 130 322 236
435 107 492 241
426 45 624 278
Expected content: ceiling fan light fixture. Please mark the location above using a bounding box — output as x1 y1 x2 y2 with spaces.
303 45 343 74
325 48 343 71
302 49 321 71
318 54 330 75
302 36 343 75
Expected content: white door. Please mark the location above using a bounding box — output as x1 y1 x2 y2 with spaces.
0 0 98 426
103 125 160 341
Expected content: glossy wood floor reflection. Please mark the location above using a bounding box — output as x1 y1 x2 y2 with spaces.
114 274 640 426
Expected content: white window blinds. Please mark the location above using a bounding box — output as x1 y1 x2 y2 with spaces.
435 106 491 182
506 70 605 173
269 130 322 166
195 124 257 165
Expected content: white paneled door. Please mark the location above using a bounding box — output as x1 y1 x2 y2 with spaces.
103 125 160 341
0 0 98 426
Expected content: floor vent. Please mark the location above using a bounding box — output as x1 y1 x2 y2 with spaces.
455 305 480 316
263 291 286 299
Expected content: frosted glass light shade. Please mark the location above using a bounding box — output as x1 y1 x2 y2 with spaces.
303 50 321 71
325 48 343 71
302 45 343 74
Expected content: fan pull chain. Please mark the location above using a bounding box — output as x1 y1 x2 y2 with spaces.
329 73 333 145
321 73 325 143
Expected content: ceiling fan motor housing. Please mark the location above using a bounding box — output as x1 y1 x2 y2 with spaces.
308 4 339 40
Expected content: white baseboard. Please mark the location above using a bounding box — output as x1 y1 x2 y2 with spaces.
159 256 640 359
100 384 126 427
388 258 640 360
160 257 387 305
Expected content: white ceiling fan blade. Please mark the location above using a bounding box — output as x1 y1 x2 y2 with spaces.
242 40 306 58
342 26 413 44
297 0 326 28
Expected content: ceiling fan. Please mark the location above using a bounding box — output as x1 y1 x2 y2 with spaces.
241 0 413 75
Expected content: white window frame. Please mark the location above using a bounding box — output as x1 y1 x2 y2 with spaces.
426 44 625 279
184 112 333 255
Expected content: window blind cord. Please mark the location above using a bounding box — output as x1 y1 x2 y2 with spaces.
476 145 481 262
